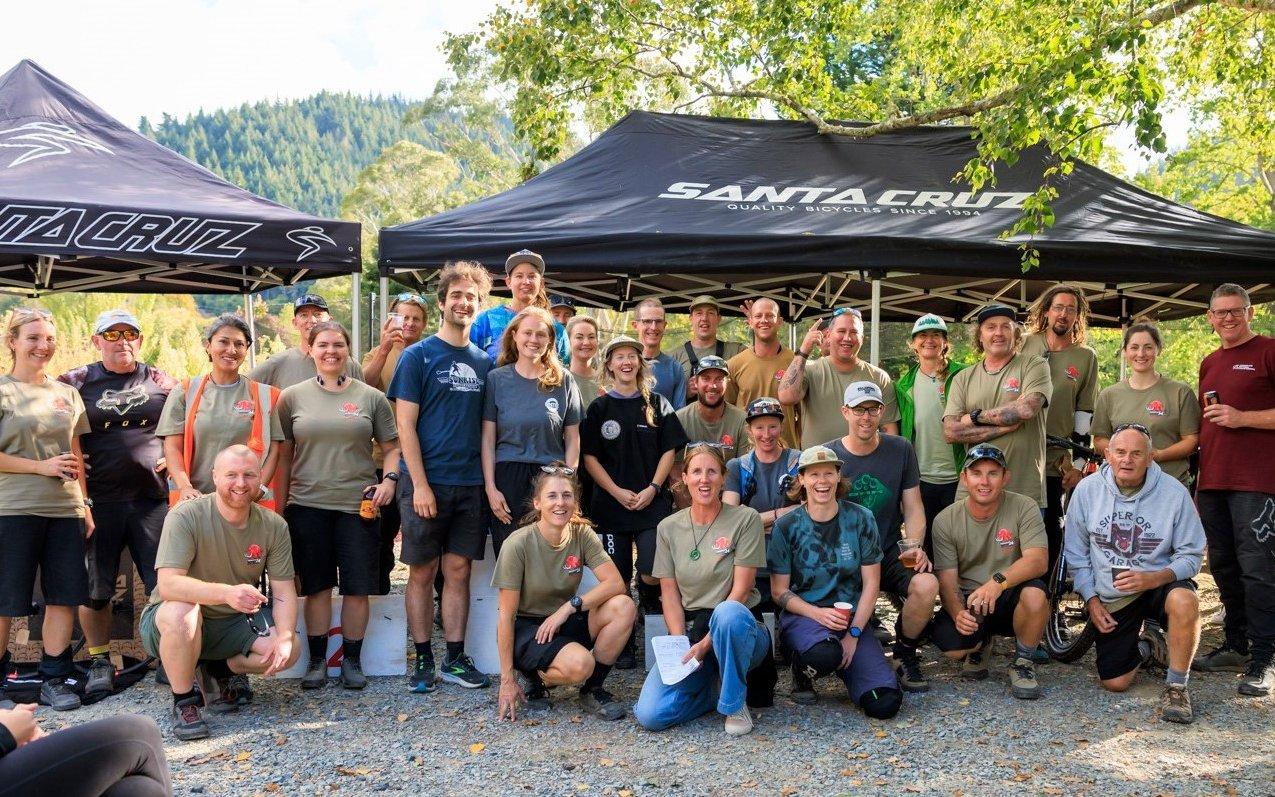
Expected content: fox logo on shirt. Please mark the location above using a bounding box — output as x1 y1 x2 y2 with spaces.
97 385 148 416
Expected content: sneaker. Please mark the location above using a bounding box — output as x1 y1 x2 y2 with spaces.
524 681 552 713
1238 659 1275 697
961 647 989 681
85 656 115 696
340 658 368 690
1009 657 1042 700
206 677 240 715
894 650 929 693
790 667 818 705
614 640 637 670
440 653 490 689
154 661 169 686
39 678 81 711
302 657 328 689
579 686 625 721
1160 684 1194 724
724 705 754 736
409 653 438 694
171 696 210 741
1027 643 1051 665
1193 643 1251 673
227 674 252 706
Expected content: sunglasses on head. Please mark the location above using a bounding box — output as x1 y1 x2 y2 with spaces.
540 465 576 476
394 292 427 305
11 307 52 322
685 441 730 457
99 329 140 342
1112 422 1152 439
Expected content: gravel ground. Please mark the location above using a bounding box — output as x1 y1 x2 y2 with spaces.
52 573 1275 797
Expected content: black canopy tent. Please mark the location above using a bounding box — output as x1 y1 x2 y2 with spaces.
380 111 1275 349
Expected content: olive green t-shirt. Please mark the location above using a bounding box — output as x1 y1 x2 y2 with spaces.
277 380 398 512
1019 336 1099 471
652 503 766 611
490 524 613 618
945 353 1052 506
569 371 602 409
675 402 751 462
1092 378 1200 486
361 344 405 391
669 340 746 398
798 357 899 448
0 376 90 517
932 491 1047 592
724 347 800 449
149 494 294 620
248 347 362 389
156 378 286 494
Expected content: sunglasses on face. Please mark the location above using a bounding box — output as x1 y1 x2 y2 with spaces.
99 329 140 342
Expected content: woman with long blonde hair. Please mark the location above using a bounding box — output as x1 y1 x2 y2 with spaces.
482 307 583 555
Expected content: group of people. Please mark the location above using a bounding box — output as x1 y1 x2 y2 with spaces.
2 249 1272 767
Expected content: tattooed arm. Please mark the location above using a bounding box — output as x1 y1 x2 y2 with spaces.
778 323 822 406
979 391 1046 426
943 414 1018 444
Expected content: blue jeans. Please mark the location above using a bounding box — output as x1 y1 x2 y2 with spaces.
632 601 771 731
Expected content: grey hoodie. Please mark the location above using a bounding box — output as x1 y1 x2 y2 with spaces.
1063 461 1205 604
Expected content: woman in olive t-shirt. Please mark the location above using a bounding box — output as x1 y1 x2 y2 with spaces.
633 444 770 736
0 308 92 710
491 466 634 722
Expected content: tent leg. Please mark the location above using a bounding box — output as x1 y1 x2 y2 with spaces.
244 294 257 370
379 276 389 333
351 272 362 361
1119 295 1129 381
870 278 881 366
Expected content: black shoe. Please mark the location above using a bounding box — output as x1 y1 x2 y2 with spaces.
580 686 626 721
302 657 328 689
895 650 929 693
85 656 115 696
1193 643 1251 673
228 674 252 706
524 681 552 713
614 641 637 670
790 666 817 705
869 615 893 645
408 653 437 694
154 661 169 686
171 696 210 741
39 678 81 711
440 654 490 689
1238 658 1275 697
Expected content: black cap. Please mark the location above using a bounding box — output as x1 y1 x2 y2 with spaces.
294 293 329 312
975 304 1016 325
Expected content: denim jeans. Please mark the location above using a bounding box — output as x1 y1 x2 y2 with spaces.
1198 490 1275 660
632 601 771 731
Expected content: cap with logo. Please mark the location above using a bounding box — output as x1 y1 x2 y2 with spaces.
962 444 1008 471
505 248 546 275
688 295 719 312
910 314 948 336
745 397 785 422
693 355 730 377
797 445 841 472
294 294 329 312
975 303 1016 325
603 335 642 360
549 294 576 310
93 309 141 335
842 380 884 408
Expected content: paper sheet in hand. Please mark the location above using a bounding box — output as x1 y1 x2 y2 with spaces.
652 635 701 685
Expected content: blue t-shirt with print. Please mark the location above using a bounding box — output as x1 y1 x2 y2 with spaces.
387 335 490 486
469 304 570 364
768 500 883 608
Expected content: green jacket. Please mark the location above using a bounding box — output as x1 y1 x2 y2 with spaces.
896 361 969 471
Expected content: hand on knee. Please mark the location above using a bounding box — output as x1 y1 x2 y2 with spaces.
794 640 842 679
859 687 902 719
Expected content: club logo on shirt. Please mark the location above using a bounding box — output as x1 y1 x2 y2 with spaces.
1065 365 1080 381
96 385 148 416
49 396 73 415
436 361 482 392
244 543 263 564
1232 363 1256 372
774 369 785 381
712 535 733 556
995 528 1015 548
562 554 582 575
232 399 255 416
721 434 733 447
1146 399 1165 416
545 397 560 415
1003 377 1021 393
1093 510 1163 562
339 401 362 418
601 420 621 440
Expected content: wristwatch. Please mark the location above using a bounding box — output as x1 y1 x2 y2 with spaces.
848 626 863 639
384 472 400 482
83 498 94 509
970 409 985 426
992 571 1007 586
569 595 584 614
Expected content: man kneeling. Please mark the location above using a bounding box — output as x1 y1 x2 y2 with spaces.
140 445 299 740
1064 424 1204 723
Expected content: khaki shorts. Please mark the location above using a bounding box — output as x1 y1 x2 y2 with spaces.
140 601 273 662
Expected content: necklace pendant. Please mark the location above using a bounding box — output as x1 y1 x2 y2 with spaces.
689 548 701 561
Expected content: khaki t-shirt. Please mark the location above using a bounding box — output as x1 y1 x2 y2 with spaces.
569 370 602 408
1092 378 1200 486
725 347 800 449
277 380 397 512
150 494 294 620
156 378 286 494
669 340 746 398
932 491 1047 592
946 354 1052 506
1020 336 1099 471
249 347 362 389
676 402 751 462
0 376 90 517
491 524 613 618
652 503 766 611
361 344 405 391
798 357 898 448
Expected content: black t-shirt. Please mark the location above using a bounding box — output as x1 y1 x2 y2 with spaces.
580 392 688 533
58 362 177 502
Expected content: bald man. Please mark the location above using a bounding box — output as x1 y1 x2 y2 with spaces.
725 298 800 449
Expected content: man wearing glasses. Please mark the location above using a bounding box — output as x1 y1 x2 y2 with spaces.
1020 285 1099 570
1193 283 1275 696
57 310 177 697
633 298 687 410
823 382 937 693
250 294 362 388
139 445 299 741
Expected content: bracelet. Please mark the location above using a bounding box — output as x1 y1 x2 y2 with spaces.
649 482 661 493
797 349 811 359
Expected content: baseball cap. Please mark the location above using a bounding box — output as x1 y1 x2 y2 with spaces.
797 445 841 472
910 314 948 336
688 295 719 312
962 444 1008 471
93 309 141 335
603 335 642 360
294 293 329 312
975 304 1016 325
549 294 576 311
745 397 785 422
842 381 884 408
693 355 730 377
505 249 546 275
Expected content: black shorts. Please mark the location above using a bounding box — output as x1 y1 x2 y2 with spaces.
398 481 488 564
491 461 541 556
284 504 380 596
932 579 1048 652
596 527 657 582
86 498 166 600
375 470 401 595
879 547 915 598
1095 580 1197 680
513 612 594 674
0 515 88 615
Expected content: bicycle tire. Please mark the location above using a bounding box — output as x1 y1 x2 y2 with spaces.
1045 552 1096 662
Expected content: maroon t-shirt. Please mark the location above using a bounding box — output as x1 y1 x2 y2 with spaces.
1198 334 1275 493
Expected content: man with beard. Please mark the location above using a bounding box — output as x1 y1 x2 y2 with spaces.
726 298 800 449
676 356 750 462
669 296 744 402
250 294 362 388
633 298 687 410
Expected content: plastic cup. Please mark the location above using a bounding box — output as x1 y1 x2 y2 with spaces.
833 602 853 623
898 538 922 566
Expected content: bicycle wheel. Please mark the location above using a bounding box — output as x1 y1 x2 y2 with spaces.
1045 552 1095 662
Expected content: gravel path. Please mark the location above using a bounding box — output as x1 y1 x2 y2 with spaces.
52 576 1275 796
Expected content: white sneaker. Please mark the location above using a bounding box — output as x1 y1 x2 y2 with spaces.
724 705 753 736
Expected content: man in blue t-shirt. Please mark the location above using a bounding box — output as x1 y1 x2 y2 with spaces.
389 261 494 695
633 298 687 410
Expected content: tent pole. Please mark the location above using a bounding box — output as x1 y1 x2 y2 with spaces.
244 294 257 369
351 272 362 361
1119 295 1129 381
379 276 389 333
870 277 881 366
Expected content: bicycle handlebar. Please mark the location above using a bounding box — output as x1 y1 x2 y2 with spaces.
1046 435 1102 464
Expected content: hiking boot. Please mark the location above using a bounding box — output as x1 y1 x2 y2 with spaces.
1160 684 1194 724
340 658 368 690
171 696 210 741
227 674 252 706
1192 643 1250 673
1027 643 1051 665
206 677 240 715
39 678 81 711
302 657 328 689
85 656 115 696
1009 657 1041 700
409 652 437 694
1238 659 1275 697
614 639 637 670
790 667 817 705
724 705 753 736
440 653 490 689
579 686 625 721
961 647 989 681
894 650 929 693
